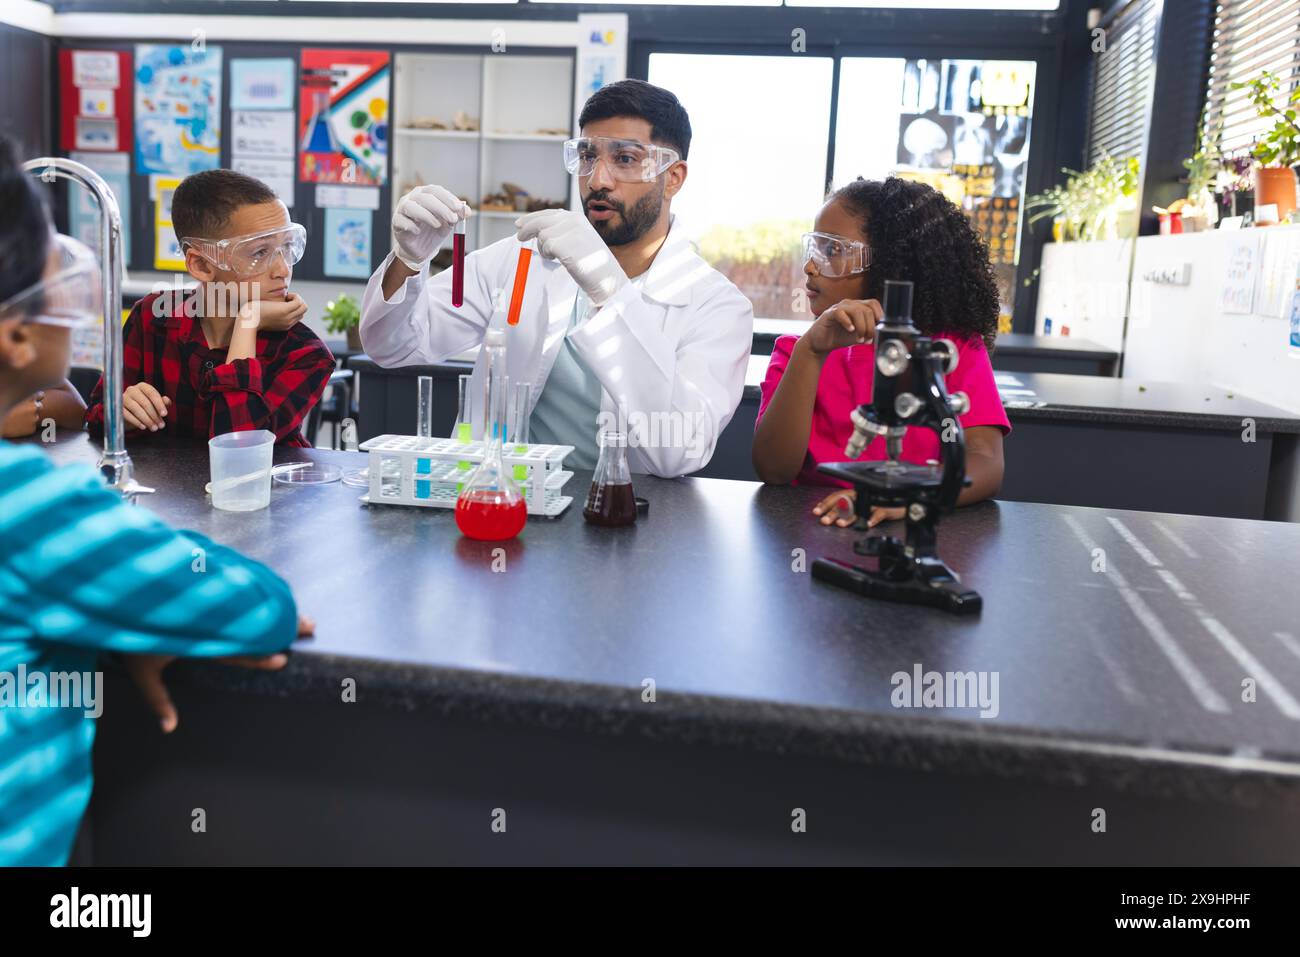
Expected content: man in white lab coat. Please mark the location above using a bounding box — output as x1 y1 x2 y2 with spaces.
359 79 754 477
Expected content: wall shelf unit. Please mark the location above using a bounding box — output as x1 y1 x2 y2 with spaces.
392 51 575 253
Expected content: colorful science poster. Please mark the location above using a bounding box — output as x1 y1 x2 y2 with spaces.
67 151 132 262
323 207 373 279
134 44 223 176
230 57 295 111
59 49 133 153
298 49 389 186
153 176 185 271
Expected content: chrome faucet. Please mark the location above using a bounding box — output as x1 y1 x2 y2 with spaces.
24 157 152 502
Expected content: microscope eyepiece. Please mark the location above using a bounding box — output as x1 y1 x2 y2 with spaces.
882 280 914 325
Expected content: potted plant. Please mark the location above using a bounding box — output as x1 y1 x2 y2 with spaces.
1233 70 1300 221
323 293 362 352
1024 181 1078 241
1026 153 1140 241
1178 113 1222 231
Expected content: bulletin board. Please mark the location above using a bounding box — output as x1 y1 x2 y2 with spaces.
50 38 576 288
50 39 396 286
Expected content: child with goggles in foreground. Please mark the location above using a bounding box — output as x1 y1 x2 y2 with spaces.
752 176 1009 528
0 140 311 866
84 169 334 446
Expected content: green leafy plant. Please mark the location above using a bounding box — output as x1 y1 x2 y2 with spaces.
1232 71 1300 168
1183 111 1222 198
1025 153 1140 241
322 293 360 335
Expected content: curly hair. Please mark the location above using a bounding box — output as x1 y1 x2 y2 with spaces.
830 177 1000 350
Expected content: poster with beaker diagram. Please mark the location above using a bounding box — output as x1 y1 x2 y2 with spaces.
298 49 390 186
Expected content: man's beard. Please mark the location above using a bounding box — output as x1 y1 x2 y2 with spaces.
587 183 664 246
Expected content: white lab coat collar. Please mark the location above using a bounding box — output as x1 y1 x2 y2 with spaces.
638 215 699 308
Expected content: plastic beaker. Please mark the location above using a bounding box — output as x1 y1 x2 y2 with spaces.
208 430 275 511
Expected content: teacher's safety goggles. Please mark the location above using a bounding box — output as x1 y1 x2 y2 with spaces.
563 136 681 183
801 231 870 278
0 233 102 329
180 223 307 277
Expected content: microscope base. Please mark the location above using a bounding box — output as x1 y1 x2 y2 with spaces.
812 538 982 615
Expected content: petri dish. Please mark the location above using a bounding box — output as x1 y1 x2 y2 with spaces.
341 458 399 488
341 467 370 487
274 463 343 486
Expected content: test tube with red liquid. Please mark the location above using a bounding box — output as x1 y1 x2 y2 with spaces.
451 218 466 308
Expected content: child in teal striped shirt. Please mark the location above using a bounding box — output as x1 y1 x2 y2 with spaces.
0 141 312 866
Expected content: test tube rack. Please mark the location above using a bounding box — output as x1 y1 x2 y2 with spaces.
356 434 575 517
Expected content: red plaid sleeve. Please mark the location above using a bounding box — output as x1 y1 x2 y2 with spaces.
84 297 148 439
202 330 335 445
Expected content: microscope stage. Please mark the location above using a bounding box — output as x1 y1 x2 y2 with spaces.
817 460 945 490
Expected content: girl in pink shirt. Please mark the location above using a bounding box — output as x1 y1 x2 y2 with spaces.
753 176 1009 528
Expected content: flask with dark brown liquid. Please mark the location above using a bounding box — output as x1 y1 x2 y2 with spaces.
583 430 636 527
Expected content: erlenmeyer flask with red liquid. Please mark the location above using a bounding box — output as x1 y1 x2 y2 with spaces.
455 329 527 541
583 430 637 527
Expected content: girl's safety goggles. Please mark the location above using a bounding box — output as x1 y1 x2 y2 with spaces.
0 233 102 329
801 231 870 278
563 136 681 183
180 223 306 277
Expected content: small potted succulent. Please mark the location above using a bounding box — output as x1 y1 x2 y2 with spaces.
1233 71 1300 221
323 293 362 352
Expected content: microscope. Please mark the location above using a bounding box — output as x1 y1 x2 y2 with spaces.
811 280 982 614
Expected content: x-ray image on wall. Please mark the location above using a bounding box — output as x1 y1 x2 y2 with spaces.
941 60 984 115
900 59 942 114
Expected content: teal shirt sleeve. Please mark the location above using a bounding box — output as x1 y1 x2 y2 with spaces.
0 442 297 657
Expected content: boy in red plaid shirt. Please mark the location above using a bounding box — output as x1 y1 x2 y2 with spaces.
86 170 334 447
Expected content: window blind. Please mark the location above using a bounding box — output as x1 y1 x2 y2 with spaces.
1085 0 1161 167
1205 0 1300 158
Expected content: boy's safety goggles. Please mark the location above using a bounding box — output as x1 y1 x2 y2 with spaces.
180 223 307 277
801 231 870 278
0 233 102 329
563 136 681 183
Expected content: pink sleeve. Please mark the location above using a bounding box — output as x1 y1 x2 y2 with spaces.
949 337 1011 435
754 335 798 429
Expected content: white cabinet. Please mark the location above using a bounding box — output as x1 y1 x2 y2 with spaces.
1032 238 1133 353
1035 229 1300 414
1127 228 1300 415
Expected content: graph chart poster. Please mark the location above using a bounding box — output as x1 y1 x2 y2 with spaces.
134 44 223 177
298 49 389 186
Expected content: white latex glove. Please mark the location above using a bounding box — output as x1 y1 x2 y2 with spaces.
392 185 470 271
515 209 629 307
